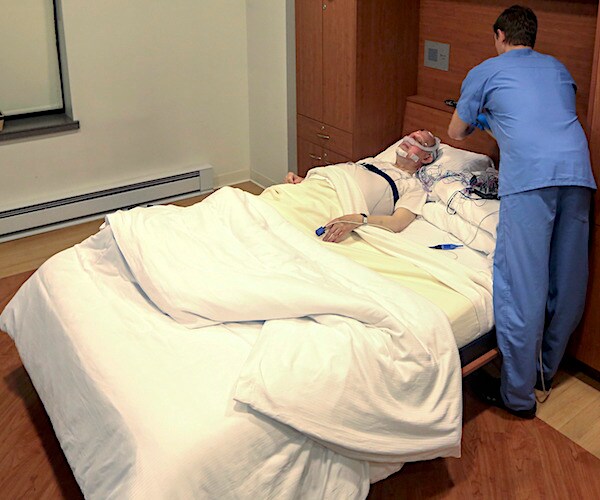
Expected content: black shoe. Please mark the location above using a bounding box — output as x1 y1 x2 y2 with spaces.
471 372 537 419
535 375 553 392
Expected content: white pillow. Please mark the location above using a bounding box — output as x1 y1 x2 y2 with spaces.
375 141 494 173
421 201 496 255
443 191 500 238
374 139 405 162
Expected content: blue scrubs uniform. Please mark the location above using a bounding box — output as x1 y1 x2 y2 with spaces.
457 48 597 411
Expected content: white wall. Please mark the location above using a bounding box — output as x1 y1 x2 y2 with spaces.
0 0 256 210
246 0 296 187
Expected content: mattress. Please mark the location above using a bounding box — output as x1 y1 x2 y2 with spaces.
0 167 493 499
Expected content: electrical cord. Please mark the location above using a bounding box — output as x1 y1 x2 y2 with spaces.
536 348 552 403
417 167 469 194
462 209 500 247
444 189 499 247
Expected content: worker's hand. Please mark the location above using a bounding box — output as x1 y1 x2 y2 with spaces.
473 112 490 131
285 172 304 184
322 214 362 243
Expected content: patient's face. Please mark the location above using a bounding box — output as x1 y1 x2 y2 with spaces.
395 130 436 173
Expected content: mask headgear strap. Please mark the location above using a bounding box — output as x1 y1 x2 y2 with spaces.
419 136 441 153
421 136 441 164
400 135 441 164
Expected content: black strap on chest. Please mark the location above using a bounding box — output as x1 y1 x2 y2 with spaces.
359 163 400 205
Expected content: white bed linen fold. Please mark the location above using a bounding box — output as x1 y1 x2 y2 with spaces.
421 201 496 255
1 228 372 499
432 179 500 237
105 185 463 463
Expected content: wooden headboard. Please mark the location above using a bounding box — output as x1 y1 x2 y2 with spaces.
402 95 500 165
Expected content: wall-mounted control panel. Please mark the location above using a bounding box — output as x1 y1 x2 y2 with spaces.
424 40 450 71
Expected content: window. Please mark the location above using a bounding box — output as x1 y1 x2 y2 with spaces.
0 0 78 141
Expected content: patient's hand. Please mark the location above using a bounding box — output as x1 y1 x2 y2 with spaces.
285 172 304 184
322 214 362 243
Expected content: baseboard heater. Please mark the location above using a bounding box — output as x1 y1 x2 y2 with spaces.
0 164 213 242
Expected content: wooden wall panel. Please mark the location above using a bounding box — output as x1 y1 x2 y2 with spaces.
587 15 600 222
569 224 600 372
418 0 598 121
587 14 600 131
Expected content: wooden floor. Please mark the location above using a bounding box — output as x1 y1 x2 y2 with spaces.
1 182 600 498
368 385 600 499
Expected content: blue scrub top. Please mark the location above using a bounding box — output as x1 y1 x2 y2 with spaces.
457 48 597 196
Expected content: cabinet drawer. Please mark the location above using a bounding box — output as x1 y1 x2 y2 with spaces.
297 138 326 178
297 114 353 157
322 148 351 166
297 138 352 177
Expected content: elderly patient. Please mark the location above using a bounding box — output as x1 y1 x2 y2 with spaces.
285 130 440 243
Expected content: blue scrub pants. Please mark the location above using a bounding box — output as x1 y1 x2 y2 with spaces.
493 186 592 411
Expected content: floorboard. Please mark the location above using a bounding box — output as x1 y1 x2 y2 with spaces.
368 381 600 498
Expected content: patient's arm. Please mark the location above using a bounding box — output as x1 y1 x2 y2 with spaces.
322 209 416 243
369 208 416 234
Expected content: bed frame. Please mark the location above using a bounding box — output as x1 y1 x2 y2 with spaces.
402 96 500 377
459 329 498 376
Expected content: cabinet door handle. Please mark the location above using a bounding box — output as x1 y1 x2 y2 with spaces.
309 154 323 160
316 133 330 140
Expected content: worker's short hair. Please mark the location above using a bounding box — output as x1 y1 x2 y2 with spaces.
493 5 537 48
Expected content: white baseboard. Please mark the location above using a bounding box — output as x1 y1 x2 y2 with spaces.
0 165 214 242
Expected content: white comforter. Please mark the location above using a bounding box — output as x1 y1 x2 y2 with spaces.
1 170 464 499
107 181 463 459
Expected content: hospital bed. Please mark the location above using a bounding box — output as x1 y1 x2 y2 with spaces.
0 117 501 499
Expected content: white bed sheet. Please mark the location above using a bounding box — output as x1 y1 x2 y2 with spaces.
393 218 493 349
3 227 371 499
304 167 493 342
0 169 493 499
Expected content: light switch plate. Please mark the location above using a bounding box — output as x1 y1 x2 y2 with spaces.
424 40 450 71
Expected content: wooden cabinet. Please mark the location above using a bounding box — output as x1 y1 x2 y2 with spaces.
570 225 600 371
297 137 351 177
295 0 419 175
570 16 600 372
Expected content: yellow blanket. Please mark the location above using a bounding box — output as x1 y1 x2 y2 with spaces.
260 178 479 341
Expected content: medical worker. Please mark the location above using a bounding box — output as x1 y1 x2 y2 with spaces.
448 5 596 419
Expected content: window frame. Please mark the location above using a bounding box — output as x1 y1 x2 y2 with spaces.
0 0 79 143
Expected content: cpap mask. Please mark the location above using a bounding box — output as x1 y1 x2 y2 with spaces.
396 135 441 164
